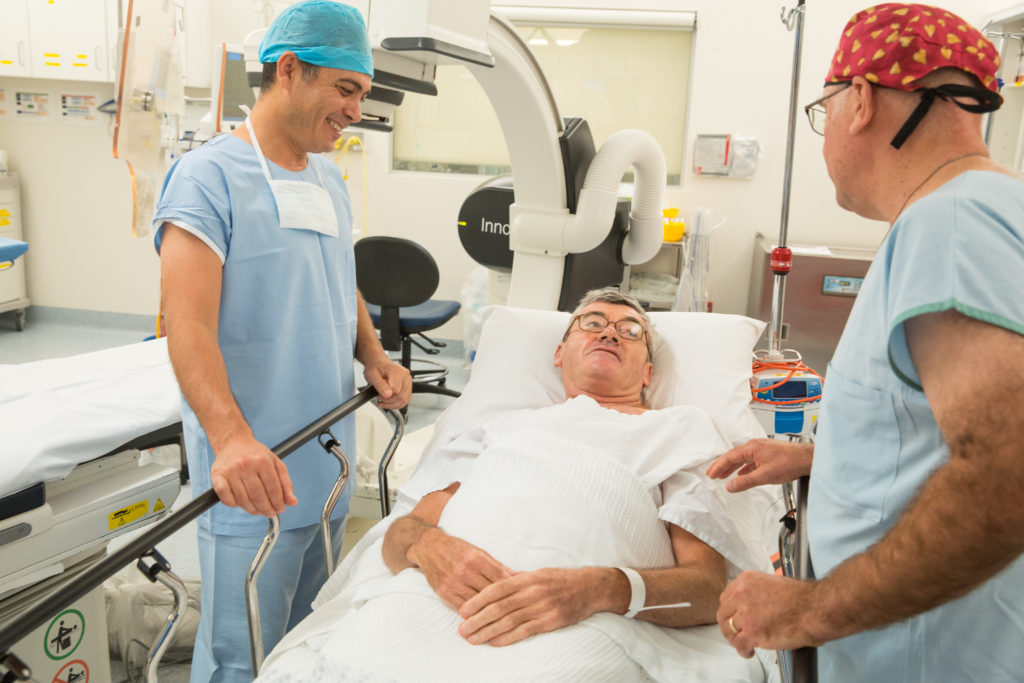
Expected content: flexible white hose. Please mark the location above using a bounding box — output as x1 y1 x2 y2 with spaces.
562 129 666 264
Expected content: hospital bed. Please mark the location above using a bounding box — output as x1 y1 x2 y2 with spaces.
254 306 792 683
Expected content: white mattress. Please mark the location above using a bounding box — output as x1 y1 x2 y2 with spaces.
0 338 181 498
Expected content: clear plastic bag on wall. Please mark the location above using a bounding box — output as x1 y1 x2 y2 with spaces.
728 135 763 179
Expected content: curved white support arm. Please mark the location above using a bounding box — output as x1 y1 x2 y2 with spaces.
470 15 666 308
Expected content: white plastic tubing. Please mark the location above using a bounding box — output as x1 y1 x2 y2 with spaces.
564 129 667 264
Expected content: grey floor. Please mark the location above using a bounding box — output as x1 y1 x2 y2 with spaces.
0 306 469 683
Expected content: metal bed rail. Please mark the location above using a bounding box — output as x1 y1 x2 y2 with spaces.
0 385 382 680
777 432 817 683
244 380 459 673
244 405 405 672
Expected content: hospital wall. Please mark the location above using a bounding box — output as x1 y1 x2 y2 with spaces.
0 0 1014 342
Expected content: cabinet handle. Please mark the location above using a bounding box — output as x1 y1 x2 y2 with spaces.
18 42 25 66
95 46 101 71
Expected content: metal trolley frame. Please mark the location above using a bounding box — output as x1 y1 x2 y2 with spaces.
0 384 448 682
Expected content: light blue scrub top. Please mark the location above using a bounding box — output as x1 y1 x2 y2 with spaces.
153 134 359 536
809 171 1024 681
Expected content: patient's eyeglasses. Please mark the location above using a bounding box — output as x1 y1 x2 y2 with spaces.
571 311 646 342
804 82 852 136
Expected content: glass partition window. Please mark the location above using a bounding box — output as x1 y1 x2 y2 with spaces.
392 16 693 185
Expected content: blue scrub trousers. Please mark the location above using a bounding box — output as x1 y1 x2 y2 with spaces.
190 519 343 683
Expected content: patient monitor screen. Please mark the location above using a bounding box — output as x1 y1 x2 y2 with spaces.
222 51 254 123
772 381 808 399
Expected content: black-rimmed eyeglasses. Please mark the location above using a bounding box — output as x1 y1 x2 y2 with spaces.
804 82 852 136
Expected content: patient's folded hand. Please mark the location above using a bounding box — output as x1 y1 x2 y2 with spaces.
410 528 513 610
457 567 609 647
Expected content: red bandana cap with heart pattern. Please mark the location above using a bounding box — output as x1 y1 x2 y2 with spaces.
825 4 1003 147
826 3 1001 92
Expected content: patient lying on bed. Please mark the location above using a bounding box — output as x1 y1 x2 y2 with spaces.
257 290 766 683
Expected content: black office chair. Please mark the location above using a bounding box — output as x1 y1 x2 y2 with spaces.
354 236 461 387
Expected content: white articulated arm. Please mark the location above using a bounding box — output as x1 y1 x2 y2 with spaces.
468 14 667 308
467 14 568 309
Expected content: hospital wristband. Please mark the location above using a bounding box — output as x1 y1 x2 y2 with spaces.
615 567 692 618
617 567 646 618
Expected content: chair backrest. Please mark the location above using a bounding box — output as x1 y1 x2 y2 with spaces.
354 236 440 308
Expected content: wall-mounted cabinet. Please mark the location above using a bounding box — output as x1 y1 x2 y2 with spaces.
0 0 119 82
0 2 34 78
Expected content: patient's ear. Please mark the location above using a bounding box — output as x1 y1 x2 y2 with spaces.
553 342 564 368
641 360 653 388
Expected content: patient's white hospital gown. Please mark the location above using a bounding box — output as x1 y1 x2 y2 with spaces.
257 397 765 683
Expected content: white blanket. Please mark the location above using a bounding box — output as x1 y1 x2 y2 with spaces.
0 338 181 498
259 430 767 682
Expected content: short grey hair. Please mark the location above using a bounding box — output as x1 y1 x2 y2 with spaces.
563 287 657 361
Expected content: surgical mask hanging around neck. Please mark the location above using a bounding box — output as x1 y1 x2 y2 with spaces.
245 117 339 237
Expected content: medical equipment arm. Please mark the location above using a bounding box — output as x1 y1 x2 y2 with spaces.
464 15 665 309
159 224 296 517
718 309 1024 656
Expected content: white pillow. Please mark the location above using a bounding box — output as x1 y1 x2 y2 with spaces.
433 306 766 448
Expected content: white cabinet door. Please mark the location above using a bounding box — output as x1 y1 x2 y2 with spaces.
27 0 111 82
0 2 33 78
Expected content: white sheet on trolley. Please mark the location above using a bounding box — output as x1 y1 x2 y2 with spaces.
0 338 181 498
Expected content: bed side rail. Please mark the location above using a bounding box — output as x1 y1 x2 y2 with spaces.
0 385 381 667
779 467 817 683
247 381 458 672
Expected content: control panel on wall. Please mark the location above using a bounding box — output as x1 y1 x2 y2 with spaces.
821 275 864 297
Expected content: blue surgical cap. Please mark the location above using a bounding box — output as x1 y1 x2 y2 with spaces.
259 0 373 77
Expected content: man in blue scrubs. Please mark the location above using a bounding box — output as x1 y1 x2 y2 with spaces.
154 2 411 681
707 4 1024 680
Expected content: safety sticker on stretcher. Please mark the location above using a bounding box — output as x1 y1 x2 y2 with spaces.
108 500 149 530
44 609 84 660
52 659 89 683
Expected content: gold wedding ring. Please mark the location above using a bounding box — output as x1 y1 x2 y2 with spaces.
728 616 740 635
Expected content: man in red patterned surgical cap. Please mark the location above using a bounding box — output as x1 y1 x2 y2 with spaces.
706 4 1024 680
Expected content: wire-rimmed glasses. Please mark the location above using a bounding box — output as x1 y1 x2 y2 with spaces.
804 82 852 135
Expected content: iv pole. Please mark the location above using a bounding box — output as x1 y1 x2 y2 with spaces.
767 0 806 360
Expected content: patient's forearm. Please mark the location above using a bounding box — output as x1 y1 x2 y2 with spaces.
633 565 726 627
382 485 461 574
382 514 434 574
629 522 727 627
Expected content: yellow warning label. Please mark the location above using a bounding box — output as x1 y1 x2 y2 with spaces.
154 498 166 512
108 500 148 530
